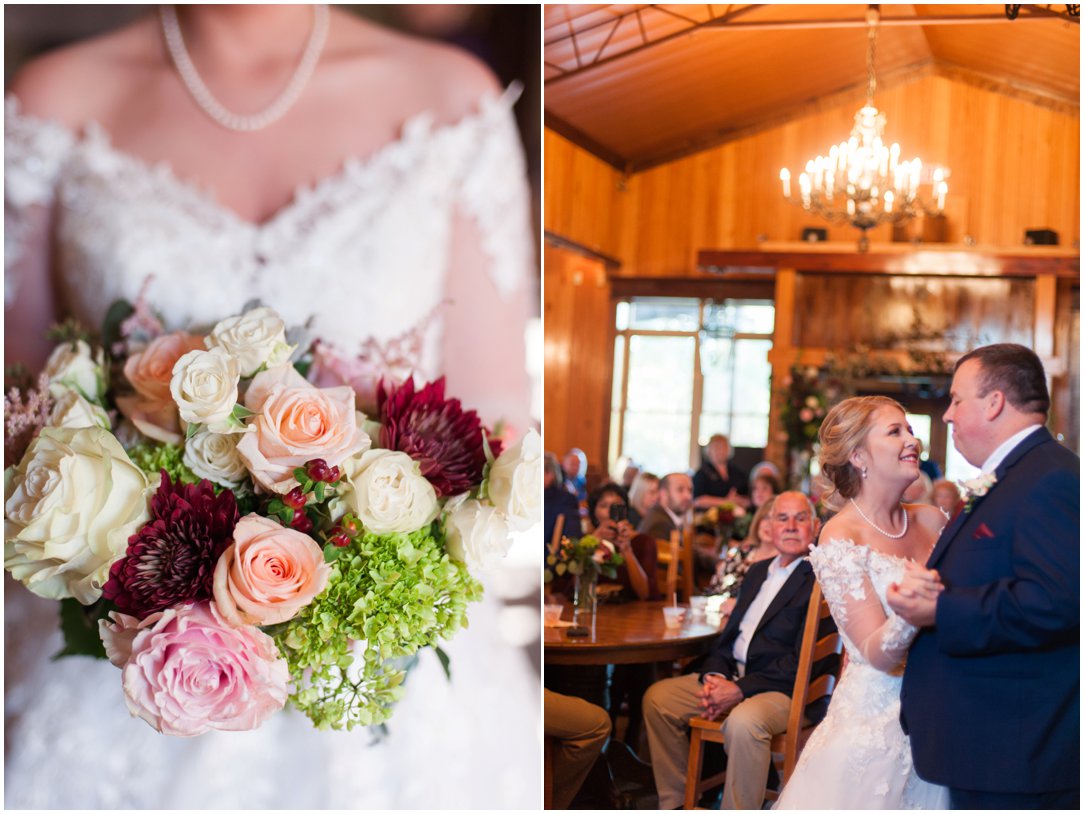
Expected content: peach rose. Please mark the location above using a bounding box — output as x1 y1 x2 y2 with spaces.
212 514 331 626
236 364 370 493
117 332 205 442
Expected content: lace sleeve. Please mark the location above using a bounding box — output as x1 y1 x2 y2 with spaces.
452 83 533 300
809 539 917 673
5 96 73 304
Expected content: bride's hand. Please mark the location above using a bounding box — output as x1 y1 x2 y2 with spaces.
894 561 944 601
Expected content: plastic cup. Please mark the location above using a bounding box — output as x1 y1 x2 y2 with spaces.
689 596 709 617
543 604 563 626
662 606 686 630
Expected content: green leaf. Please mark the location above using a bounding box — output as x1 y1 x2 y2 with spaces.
185 422 200 441
432 645 452 681
54 598 110 660
314 481 326 503
323 541 346 562
101 300 135 356
231 403 257 421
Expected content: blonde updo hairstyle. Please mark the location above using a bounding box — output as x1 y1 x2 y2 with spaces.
818 396 916 511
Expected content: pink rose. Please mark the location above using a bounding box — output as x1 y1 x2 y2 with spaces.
307 342 400 417
116 332 205 443
212 514 331 626
236 364 370 493
98 602 288 736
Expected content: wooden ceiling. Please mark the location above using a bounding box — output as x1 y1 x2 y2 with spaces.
545 4 1081 171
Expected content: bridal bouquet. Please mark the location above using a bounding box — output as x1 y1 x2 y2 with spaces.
4 302 540 736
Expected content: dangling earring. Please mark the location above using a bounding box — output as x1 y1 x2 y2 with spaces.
861 467 868 479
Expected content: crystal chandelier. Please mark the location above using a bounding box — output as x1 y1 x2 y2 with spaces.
779 5 948 251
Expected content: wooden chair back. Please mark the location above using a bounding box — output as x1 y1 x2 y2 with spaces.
682 582 842 809
656 527 695 602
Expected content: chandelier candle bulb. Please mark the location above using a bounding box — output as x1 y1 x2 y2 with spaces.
884 190 894 214
780 168 791 198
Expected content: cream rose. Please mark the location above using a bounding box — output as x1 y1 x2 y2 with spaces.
236 364 370 494
117 332 206 443
43 339 104 401
48 390 111 431
5 426 150 603
444 498 513 572
207 307 294 378
212 514 330 626
183 429 248 488
170 347 241 432
348 449 439 535
486 428 542 531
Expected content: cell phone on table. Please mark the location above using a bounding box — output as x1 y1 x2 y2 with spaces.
609 503 628 523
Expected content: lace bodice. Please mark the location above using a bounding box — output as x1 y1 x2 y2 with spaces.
5 87 531 376
808 536 918 673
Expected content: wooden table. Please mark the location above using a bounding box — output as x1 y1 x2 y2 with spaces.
544 600 726 666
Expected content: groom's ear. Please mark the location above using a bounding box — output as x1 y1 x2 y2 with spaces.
984 389 1006 420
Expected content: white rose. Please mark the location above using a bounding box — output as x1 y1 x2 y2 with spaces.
349 449 439 534
183 430 248 488
4 427 150 603
207 307 294 377
48 390 111 431
43 340 104 401
486 428 541 531
445 498 513 572
170 348 241 432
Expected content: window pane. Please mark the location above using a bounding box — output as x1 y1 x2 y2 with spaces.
733 340 772 414
905 413 932 459
628 298 700 331
704 300 775 335
698 412 732 447
700 337 734 413
730 413 769 448
612 336 626 409
615 301 630 331
620 335 696 473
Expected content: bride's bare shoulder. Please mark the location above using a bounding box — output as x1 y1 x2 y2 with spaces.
8 15 160 128
333 11 501 124
907 502 951 533
818 511 863 547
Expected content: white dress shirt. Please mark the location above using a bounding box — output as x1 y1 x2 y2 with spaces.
662 504 684 530
731 554 804 669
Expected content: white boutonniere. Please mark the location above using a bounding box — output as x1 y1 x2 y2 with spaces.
958 472 998 513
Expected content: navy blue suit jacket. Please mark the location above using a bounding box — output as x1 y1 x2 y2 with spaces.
900 426 1079 793
700 558 837 710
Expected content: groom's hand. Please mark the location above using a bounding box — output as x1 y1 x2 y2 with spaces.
887 562 942 627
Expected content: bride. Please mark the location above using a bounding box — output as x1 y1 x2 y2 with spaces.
5 5 537 808
774 396 950 809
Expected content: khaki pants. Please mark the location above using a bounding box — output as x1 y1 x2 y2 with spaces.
643 673 789 810
544 689 611 810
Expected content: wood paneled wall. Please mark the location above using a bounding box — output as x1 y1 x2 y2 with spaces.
545 73 1080 276
542 243 613 483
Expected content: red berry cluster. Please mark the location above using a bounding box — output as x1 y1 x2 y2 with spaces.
266 458 344 533
305 459 341 484
327 514 362 548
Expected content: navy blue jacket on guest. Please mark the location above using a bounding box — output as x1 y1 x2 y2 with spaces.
544 484 582 547
698 557 837 718
901 427 1079 794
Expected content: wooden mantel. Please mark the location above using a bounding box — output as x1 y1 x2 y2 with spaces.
698 242 1080 278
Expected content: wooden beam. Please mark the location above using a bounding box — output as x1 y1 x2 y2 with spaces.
698 244 1081 277
544 230 623 270
543 112 629 172
609 275 775 300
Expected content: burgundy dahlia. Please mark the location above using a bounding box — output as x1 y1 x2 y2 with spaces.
378 376 502 498
103 472 239 618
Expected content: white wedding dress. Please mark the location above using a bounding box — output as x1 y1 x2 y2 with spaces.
774 537 949 810
4 88 539 809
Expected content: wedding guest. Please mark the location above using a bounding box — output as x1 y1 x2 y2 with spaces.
643 491 836 810
706 497 778 607
929 478 962 517
693 434 750 510
638 472 693 540
562 447 588 502
750 471 782 510
544 689 611 810
545 451 582 548
628 471 660 529
889 344 1079 810
587 483 659 601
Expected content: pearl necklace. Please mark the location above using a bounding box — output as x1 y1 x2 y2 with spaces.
159 4 330 132
850 499 908 539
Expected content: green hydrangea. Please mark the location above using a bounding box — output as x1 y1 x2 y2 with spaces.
272 523 483 730
127 442 199 485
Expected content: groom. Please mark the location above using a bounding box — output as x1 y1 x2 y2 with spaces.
888 344 1079 809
